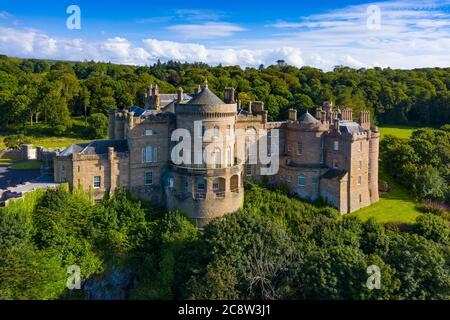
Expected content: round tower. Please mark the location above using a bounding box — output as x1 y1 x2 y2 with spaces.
166 85 244 228
369 127 380 203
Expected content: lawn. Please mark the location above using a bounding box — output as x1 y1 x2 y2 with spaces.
378 125 419 139
0 117 93 150
0 158 13 164
10 160 44 170
349 168 422 224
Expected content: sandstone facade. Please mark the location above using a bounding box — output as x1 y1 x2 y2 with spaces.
55 83 380 227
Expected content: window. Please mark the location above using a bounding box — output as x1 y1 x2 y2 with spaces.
145 129 155 136
145 172 153 186
214 126 220 138
77 166 80 172
197 150 204 165
213 148 221 168
213 179 219 192
197 178 206 192
320 136 325 149
358 141 362 152
167 177 173 189
297 142 303 155
287 145 291 152
358 176 362 185
142 145 153 163
358 160 362 170
298 175 306 187
359 194 362 203
320 153 324 164
246 164 252 176
61 165 65 172
153 147 157 162
333 160 338 168
93 176 101 189
197 125 205 138
333 140 339 151
312 177 319 185
227 146 232 167
227 125 232 136
270 142 279 156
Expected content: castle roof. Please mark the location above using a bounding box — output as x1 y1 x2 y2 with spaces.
187 87 224 105
298 111 319 125
59 140 128 156
339 121 366 134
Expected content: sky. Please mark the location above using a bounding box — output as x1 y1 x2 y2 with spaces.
0 0 449 70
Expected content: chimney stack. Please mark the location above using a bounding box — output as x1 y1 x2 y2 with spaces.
224 87 235 104
359 111 370 130
177 87 184 103
334 118 340 132
289 109 297 122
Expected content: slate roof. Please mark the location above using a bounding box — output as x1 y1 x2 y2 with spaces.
298 111 319 125
187 87 224 105
60 140 128 156
339 121 365 134
59 143 89 156
129 106 146 117
159 93 192 105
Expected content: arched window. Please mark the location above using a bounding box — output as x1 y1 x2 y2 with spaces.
214 126 220 138
298 175 306 187
213 148 221 168
213 178 219 192
168 177 174 189
227 146 232 167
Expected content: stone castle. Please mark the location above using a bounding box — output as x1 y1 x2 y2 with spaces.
54 82 380 227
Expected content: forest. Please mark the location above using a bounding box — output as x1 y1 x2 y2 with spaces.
0 183 448 300
0 54 449 138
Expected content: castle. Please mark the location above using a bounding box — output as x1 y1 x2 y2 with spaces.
54 82 379 227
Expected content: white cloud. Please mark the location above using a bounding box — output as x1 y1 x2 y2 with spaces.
0 0 449 70
167 22 245 40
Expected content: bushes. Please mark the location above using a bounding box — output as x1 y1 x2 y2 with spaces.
3 134 30 149
381 128 450 204
0 183 448 300
414 214 449 244
87 113 108 139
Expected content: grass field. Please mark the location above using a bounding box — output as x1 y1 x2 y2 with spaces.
10 160 43 170
0 117 92 150
349 168 422 224
0 158 13 164
378 125 419 139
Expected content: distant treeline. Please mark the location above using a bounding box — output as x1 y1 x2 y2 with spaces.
0 54 449 133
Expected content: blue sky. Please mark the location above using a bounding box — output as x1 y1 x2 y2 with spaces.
0 0 449 70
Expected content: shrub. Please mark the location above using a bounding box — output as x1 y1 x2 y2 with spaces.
88 113 108 139
414 214 449 244
3 134 30 149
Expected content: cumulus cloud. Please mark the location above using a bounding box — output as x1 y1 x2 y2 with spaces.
0 0 449 70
